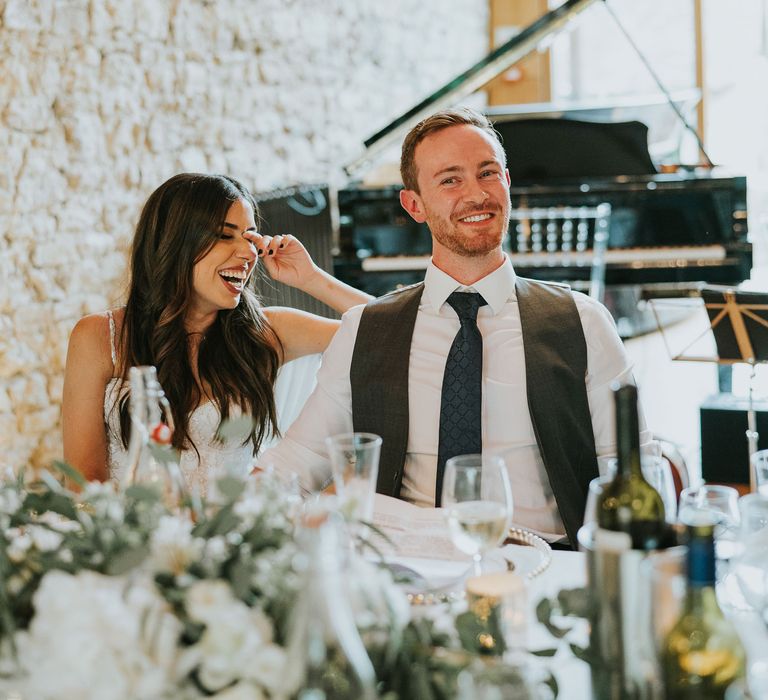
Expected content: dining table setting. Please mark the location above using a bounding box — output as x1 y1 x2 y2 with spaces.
0 419 767 700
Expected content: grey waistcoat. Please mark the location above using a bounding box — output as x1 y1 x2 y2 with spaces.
349 277 598 547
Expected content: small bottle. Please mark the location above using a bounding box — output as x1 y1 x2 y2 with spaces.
596 383 666 550
661 519 745 698
279 512 377 700
124 366 186 509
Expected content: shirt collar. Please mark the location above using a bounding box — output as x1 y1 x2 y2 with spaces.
423 257 516 316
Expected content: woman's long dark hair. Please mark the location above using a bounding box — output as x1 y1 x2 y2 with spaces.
115 173 281 455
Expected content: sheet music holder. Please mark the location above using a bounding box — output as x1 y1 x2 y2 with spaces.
650 286 768 491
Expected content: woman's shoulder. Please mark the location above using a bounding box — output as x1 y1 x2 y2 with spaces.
67 308 125 377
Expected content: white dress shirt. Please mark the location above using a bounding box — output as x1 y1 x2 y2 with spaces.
261 258 654 540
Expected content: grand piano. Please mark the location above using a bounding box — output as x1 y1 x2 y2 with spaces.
331 0 750 337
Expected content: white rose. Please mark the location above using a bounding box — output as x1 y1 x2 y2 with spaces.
183 583 274 693
17 570 174 700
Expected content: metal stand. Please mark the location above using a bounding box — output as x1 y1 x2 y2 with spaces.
747 363 760 492
649 287 768 492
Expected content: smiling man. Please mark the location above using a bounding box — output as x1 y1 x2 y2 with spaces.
261 108 654 548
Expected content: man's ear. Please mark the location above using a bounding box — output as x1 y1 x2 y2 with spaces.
505 169 511 186
399 188 427 224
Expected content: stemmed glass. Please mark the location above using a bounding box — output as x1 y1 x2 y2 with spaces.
442 454 513 576
732 493 768 628
679 485 741 562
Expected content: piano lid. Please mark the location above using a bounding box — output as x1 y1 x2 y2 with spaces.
343 0 601 176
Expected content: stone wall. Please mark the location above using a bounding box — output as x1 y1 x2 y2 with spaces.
0 0 488 468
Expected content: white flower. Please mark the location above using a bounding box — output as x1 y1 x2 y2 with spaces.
182 581 278 693
15 570 177 700
150 515 204 575
5 529 31 563
347 557 411 632
29 525 63 552
0 489 21 515
37 511 81 533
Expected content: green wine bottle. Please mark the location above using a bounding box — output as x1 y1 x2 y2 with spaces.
596 383 666 550
661 521 745 699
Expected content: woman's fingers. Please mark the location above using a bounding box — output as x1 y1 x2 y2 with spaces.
242 232 299 258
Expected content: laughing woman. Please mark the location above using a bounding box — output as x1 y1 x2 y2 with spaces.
62 173 370 493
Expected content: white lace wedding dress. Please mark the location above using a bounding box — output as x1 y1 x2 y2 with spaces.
102 311 256 496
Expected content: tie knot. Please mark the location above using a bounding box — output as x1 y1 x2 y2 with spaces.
446 291 487 323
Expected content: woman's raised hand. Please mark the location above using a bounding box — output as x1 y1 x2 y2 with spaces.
244 232 318 289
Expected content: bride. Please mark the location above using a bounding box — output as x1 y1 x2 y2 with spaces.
62 172 370 494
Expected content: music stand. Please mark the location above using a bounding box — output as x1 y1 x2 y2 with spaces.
650 286 768 492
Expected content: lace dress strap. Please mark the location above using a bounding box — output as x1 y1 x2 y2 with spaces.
106 310 117 369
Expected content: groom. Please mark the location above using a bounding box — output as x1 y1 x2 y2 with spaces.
261 107 654 547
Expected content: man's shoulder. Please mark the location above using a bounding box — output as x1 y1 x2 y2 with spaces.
365 281 425 309
516 276 571 293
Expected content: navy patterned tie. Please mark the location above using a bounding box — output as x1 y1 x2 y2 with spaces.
435 291 487 506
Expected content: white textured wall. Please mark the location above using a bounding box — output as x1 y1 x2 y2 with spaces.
0 0 488 468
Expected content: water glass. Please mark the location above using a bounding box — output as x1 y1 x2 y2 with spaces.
751 449 768 496
442 454 513 576
325 432 382 521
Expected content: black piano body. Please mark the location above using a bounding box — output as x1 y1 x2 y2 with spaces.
334 166 750 336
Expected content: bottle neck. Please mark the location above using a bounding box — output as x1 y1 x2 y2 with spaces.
615 386 642 478
686 529 718 611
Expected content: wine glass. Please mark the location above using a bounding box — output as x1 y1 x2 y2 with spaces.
583 474 613 525
442 454 513 576
679 485 741 562
732 493 768 628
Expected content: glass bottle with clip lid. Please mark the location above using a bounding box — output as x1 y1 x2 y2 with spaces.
124 365 187 510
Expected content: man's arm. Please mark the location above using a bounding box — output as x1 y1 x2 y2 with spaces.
576 293 659 468
257 305 366 491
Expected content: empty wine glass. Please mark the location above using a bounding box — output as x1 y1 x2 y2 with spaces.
583 474 613 525
751 450 768 496
679 484 741 566
442 454 513 577
732 493 768 629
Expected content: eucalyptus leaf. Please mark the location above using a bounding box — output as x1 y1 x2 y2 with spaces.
529 647 559 657
124 483 163 503
22 492 78 521
148 442 181 467
216 416 255 442
50 460 86 488
105 544 150 576
228 557 251 600
214 476 245 502
557 587 591 617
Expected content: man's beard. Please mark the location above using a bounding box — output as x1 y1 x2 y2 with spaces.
425 202 510 258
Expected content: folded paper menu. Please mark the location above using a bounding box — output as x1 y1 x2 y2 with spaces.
370 493 468 561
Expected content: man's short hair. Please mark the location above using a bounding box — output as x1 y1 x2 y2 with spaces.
400 107 506 192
